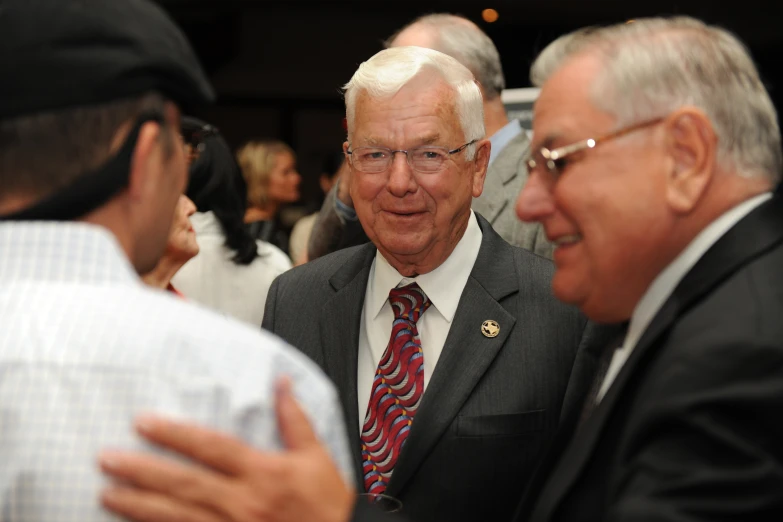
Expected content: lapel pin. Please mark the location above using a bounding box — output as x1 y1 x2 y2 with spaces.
481 320 500 338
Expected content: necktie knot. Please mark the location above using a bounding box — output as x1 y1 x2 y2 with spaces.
389 282 431 323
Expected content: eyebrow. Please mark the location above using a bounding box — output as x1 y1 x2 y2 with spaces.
363 137 384 147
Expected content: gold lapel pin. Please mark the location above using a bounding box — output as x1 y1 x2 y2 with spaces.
481 320 500 338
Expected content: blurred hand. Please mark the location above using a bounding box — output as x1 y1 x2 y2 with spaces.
99 378 356 522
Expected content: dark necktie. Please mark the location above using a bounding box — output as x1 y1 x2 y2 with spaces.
360 282 431 494
577 324 629 429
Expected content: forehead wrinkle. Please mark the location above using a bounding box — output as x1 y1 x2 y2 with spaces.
356 132 443 148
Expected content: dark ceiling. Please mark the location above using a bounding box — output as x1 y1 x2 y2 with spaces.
157 0 779 42
156 0 781 89
152 0 780 206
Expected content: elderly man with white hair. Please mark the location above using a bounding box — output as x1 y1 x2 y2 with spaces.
307 13 553 263
99 45 614 522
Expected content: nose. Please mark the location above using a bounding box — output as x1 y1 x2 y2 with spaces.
182 195 197 217
386 152 417 197
516 171 555 223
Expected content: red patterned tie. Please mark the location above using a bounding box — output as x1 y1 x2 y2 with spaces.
361 282 431 494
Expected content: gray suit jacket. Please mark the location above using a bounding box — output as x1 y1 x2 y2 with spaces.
472 130 553 258
307 128 554 261
265 215 618 522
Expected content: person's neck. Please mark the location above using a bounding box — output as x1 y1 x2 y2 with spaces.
244 205 277 223
483 97 510 139
141 255 186 290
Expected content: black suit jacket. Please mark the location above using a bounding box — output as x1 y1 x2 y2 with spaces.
518 195 783 521
264 214 618 522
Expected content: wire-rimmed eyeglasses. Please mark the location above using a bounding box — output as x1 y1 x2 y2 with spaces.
346 140 477 174
526 117 664 182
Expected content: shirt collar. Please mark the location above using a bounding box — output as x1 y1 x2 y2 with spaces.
0 221 139 285
369 211 483 322
488 119 523 165
625 192 773 350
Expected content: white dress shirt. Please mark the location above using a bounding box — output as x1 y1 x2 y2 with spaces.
0 222 352 520
172 211 292 325
357 211 483 430
488 119 523 165
597 192 773 402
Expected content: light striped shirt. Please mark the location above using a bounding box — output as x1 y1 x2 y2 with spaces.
0 222 353 521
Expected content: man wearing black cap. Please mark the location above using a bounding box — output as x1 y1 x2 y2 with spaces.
0 1 353 519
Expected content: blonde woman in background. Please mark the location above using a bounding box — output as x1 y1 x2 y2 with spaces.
237 140 302 259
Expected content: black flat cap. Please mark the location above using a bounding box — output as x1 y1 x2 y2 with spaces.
0 0 215 120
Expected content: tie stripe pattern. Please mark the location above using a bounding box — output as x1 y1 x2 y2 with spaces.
361 282 431 494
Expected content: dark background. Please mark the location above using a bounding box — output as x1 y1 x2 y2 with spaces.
156 0 782 212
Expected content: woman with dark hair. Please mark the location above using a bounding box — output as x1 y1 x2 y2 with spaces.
171 117 291 324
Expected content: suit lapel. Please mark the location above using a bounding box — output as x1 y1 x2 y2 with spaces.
473 129 530 225
531 195 783 520
387 216 520 495
319 243 377 483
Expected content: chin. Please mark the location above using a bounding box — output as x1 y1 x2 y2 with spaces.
554 278 630 324
377 238 427 258
580 300 630 324
551 272 586 307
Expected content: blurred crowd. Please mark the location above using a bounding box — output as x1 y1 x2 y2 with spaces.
1 2 782 522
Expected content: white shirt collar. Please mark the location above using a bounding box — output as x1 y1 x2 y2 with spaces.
368 211 483 322
625 192 773 351
488 119 522 165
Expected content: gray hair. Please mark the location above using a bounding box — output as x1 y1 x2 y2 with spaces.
531 17 782 182
387 13 506 100
344 46 485 160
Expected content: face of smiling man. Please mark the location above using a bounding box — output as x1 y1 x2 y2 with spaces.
345 72 490 277
516 50 729 323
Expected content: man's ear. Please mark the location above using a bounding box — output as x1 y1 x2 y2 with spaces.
663 107 717 214
127 121 164 203
471 139 491 198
